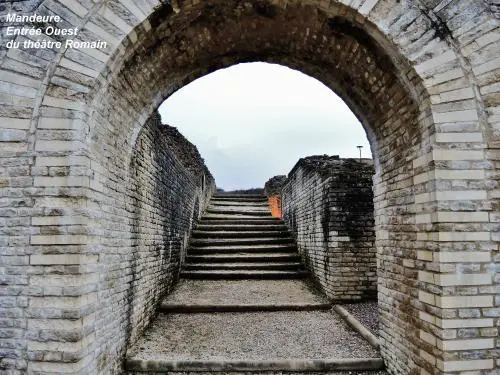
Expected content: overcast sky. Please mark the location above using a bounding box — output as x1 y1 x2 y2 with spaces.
159 62 370 191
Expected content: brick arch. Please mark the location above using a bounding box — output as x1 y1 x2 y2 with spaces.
0 1 498 374
87 6 429 372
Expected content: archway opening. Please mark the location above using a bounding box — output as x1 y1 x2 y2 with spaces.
156 59 377 303
158 62 372 190
84 2 431 374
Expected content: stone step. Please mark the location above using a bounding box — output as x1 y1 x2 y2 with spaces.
208 204 269 210
206 208 272 216
199 218 283 225
159 303 331 313
211 198 268 203
183 262 303 271
125 311 383 372
206 209 271 216
180 269 309 279
126 358 384 372
159 279 330 313
188 244 297 254
190 237 295 246
191 230 291 238
186 253 300 262
203 214 276 220
212 194 267 200
195 224 286 231
210 201 269 207
210 198 268 204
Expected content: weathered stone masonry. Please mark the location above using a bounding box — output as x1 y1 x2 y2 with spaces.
128 112 215 345
0 106 214 373
279 156 376 301
84 111 214 374
0 0 499 374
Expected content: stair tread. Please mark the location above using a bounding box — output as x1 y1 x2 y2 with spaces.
126 310 381 370
200 217 281 221
188 247 297 254
213 194 267 198
181 270 307 276
210 199 268 203
206 212 272 217
198 221 283 226
183 262 303 269
161 279 328 306
196 224 286 229
193 230 288 234
210 201 269 206
186 260 301 265
181 269 308 279
191 237 294 243
126 358 384 372
187 252 300 259
203 215 274 220
207 207 270 211
191 230 291 238
189 244 296 250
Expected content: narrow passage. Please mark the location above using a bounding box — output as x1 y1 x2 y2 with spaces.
126 193 386 374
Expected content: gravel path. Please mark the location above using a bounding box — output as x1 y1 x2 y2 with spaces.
163 279 329 306
127 311 379 361
341 302 379 336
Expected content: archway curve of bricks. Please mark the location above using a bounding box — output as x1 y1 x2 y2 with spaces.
1 1 499 374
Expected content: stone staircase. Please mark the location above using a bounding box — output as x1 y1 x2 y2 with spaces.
125 193 385 374
181 193 309 280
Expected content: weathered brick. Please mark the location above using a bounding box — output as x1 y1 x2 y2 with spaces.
280 156 376 301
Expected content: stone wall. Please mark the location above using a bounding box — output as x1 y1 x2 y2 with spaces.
0 108 214 373
128 112 215 344
88 111 215 374
281 156 376 301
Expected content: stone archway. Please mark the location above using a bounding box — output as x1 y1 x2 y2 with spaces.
0 1 498 374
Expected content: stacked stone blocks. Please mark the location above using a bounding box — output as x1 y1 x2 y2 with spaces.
279 156 377 301
0 0 498 374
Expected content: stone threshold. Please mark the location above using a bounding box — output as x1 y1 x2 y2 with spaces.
126 358 385 372
159 302 331 313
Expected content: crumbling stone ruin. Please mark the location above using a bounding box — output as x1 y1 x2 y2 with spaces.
270 155 377 301
128 112 215 344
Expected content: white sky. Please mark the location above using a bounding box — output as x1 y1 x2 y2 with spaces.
159 62 370 191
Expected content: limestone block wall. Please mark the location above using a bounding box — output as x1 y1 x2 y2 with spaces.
0 108 214 373
128 112 215 344
281 156 376 301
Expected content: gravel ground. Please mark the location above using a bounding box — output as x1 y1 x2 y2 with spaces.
127 311 379 361
341 302 378 336
163 279 329 306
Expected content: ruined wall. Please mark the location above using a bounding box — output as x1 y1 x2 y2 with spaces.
128 112 215 344
281 156 376 301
